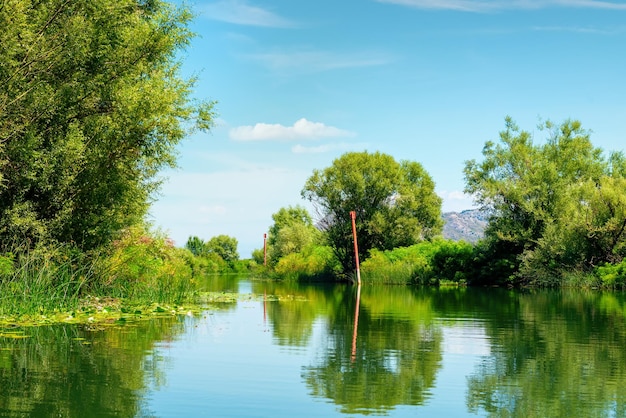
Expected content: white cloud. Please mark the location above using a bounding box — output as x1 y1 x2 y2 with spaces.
247 50 393 73
376 0 626 12
229 118 356 141
200 0 296 27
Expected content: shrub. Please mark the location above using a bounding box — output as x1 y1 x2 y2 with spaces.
595 261 626 289
273 245 340 282
94 225 194 303
361 239 475 285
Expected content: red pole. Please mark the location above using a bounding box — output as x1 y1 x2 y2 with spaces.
350 211 361 285
263 233 267 266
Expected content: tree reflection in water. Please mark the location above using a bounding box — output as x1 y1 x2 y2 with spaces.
0 316 187 417
465 290 626 417
254 281 444 415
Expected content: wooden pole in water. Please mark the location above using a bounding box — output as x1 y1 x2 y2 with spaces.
350 211 361 285
263 233 267 266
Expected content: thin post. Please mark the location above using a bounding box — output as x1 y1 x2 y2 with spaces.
350 211 361 285
263 233 267 266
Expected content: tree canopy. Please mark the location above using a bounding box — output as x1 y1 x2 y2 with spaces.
186 235 239 263
302 151 442 274
464 117 626 285
266 205 320 265
0 0 213 251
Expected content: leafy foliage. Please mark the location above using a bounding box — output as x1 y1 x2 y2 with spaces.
595 259 626 288
0 0 214 251
361 239 474 285
464 117 626 286
273 245 340 282
185 234 246 274
205 235 239 264
95 225 193 303
302 151 442 274
266 205 321 265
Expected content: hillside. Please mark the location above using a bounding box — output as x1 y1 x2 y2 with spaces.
442 209 488 243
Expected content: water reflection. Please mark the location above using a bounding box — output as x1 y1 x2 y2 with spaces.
466 290 626 417
303 285 443 415
0 317 186 417
251 282 626 416
351 284 361 363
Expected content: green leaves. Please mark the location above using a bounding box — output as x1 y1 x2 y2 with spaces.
302 151 442 274
0 0 215 251
465 118 626 285
265 205 320 266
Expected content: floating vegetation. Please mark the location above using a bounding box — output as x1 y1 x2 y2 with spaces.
0 289 307 328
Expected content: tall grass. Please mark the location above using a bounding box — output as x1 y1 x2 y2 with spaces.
0 225 198 317
0 245 90 315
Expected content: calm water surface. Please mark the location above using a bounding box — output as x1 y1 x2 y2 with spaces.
1 277 626 417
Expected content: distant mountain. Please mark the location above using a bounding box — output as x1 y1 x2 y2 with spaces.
442 209 488 243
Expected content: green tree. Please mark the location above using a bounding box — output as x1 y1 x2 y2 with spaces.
464 117 626 285
0 0 214 252
185 236 207 257
267 205 320 265
302 151 442 274
206 235 239 264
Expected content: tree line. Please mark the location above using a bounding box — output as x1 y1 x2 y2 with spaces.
260 121 626 288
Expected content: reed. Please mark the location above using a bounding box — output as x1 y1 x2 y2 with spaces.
0 245 87 315
0 228 199 318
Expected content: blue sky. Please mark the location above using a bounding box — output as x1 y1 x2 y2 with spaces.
150 0 626 257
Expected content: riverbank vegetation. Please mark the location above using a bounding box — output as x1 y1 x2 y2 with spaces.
261 121 626 290
0 0 219 319
0 223 248 320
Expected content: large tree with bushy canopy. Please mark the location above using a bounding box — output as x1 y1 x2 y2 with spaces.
464 117 626 285
0 0 213 252
302 151 442 274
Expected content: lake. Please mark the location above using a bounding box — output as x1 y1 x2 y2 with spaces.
1 276 626 417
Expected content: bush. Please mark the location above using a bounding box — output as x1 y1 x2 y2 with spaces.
273 245 340 281
361 248 428 285
361 239 475 285
595 261 626 289
94 225 194 303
